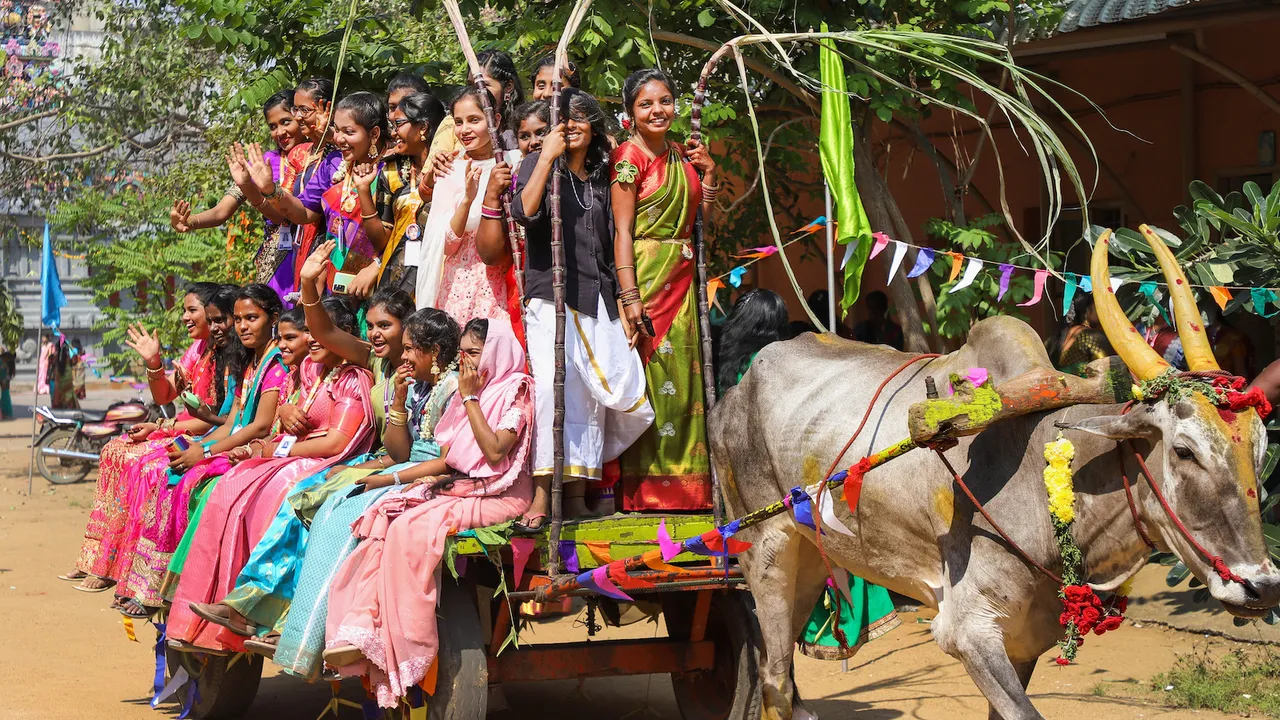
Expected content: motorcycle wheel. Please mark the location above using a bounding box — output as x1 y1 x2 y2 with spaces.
36 428 94 484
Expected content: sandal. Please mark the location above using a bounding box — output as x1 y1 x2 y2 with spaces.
189 602 257 637
166 638 229 657
57 570 88 582
512 514 548 535
322 645 365 668
244 634 279 658
73 576 116 593
119 598 152 620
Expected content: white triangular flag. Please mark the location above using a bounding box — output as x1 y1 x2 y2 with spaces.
947 257 983 295
832 568 854 605
812 483 856 537
886 241 908 284
152 667 190 707
840 241 856 269
1110 277 1124 292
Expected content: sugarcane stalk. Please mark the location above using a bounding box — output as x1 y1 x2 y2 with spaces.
546 0 594 577
440 0 525 304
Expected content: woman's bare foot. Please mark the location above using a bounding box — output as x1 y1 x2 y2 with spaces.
74 576 114 592
190 602 257 636
119 597 151 619
57 569 88 581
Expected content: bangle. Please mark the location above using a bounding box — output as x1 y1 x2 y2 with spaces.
376 455 389 468
480 205 503 220
301 297 322 308
202 444 212 459
616 264 635 272
393 471 403 486
266 185 283 202
361 211 379 220
146 365 166 378
386 409 408 427
618 287 642 306
462 394 479 405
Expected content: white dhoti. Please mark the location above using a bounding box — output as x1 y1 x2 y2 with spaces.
526 296 654 480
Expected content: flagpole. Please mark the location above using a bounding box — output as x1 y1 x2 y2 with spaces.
824 182 836 331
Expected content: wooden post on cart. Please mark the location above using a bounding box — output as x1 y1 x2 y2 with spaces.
546 0 594 576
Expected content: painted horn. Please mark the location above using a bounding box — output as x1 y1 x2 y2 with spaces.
1138 224 1220 373
1091 229 1171 381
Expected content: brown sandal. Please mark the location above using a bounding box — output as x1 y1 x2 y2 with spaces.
189 602 257 637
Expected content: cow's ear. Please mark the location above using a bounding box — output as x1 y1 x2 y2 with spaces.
1055 408 1155 440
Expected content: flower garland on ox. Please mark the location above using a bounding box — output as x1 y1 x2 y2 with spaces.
1043 435 1130 664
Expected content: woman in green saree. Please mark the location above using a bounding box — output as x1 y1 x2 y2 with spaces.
611 68 720 512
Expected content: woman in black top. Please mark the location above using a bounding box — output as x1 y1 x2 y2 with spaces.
511 89 654 529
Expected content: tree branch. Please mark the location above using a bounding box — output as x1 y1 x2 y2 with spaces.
0 109 58 133
649 29 819 114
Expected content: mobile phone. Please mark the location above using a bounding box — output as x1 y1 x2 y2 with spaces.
641 314 656 337
332 272 357 294
172 436 191 451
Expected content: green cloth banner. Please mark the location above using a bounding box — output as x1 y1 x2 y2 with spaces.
819 22 874 313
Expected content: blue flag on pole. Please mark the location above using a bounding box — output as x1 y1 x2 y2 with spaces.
41 222 66 330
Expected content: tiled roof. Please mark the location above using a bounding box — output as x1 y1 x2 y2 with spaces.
1058 0 1203 33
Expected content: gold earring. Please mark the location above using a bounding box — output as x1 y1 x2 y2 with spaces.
430 358 439 377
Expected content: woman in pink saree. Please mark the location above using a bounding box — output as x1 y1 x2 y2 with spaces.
65 284 224 592
322 317 532 708
168 297 375 652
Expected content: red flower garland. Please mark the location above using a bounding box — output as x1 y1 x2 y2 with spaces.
1055 584 1128 664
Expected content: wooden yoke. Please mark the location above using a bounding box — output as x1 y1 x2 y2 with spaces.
908 358 1134 447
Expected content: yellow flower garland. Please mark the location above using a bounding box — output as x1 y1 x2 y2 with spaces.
1043 435 1076 525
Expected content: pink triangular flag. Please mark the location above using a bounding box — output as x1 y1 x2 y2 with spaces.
869 232 890 260
510 538 535 590
1018 269 1048 307
658 518 682 562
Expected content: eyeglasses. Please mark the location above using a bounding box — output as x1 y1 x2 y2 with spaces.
391 118 412 128
293 106 318 119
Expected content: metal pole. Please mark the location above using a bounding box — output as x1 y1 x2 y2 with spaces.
27 326 42 494
825 182 836 332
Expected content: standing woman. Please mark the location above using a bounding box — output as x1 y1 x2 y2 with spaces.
167 297 375 652
512 88 652 527
416 87 513 324
612 69 720 511
64 284 224 591
249 92 393 301
475 49 524 150
381 92 446 296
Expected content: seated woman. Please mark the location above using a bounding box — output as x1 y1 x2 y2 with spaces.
167 297 375 652
242 307 462 666
1050 295 1111 377
66 283 224 592
322 318 532 708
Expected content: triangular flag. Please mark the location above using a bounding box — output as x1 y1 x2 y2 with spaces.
641 548 687 574
1110 277 1125 292
1209 286 1232 311
728 266 748 288
907 248 934 279
947 257 983 294
997 264 1014 301
1063 273 1079 314
840 240 857 269
946 252 964 283
1019 270 1048 307
886 241 908 284
658 519 682 562
869 232 890 260
707 277 726 312
583 566 633 602
558 540 579 573
510 538 536 590
814 485 855 536
1079 276 1093 293
610 560 655 591
583 541 612 565
1251 287 1279 317
791 216 827 235
733 246 780 259
832 570 854 606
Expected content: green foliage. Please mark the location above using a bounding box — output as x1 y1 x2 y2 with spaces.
1152 649 1280 716
923 214 1060 339
0 283 23 350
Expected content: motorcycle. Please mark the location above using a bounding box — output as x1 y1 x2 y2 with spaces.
33 400 163 484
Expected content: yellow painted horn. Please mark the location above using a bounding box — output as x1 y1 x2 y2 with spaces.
1137 224 1220 372
1091 229 1171 381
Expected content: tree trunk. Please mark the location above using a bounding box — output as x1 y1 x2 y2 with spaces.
855 128 937 354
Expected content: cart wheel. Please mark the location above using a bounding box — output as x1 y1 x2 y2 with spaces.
35 428 92 484
165 649 263 719
664 592 762 720
429 578 488 720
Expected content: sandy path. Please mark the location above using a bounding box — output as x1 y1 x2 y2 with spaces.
0 417 1257 719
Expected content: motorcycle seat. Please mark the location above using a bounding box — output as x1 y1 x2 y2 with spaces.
46 408 108 423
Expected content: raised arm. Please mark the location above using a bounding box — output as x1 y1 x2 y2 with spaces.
447 161 482 254
245 142 323 226
170 196 242 233
685 138 719 215
380 362 415 463
129 324 181 406
457 359 521 465
476 161 512 266
352 162 390 252
299 240 374 369
518 124 565 219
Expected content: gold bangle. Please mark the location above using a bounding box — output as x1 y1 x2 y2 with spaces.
361 211 379 220
301 298 322 308
146 365 165 377
616 264 635 272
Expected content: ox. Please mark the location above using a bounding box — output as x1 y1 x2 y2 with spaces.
709 227 1280 719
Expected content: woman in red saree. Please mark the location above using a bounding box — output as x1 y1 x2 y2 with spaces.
64 284 225 592
168 297 375 652
322 318 533 707
611 69 720 511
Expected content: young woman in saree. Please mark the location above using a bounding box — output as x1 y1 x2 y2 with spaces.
511 89 652 529
322 318 532 707
115 285 285 617
380 92 446 296
271 308 460 673
611 69 720 512
169 91 303 291
249 92 392 302
64 284 224 592
175 255 417 649
168 297 375 652
416 88 516 325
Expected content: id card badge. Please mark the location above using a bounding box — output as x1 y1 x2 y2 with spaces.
274 435 297 457
405 239 423 268
278 226 294 250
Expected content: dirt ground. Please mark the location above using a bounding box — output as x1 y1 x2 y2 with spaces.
0 414 1273 720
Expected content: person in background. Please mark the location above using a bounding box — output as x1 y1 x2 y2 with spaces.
1048 294 1111 377
474 49 524 150
1203 303 1253 378
71 338 86 400
852 290 903 350
716 289 790 395
789 289 851 339
0 344 13 419
529 53 581 100
381 91 447 295
1138 315 1186 371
